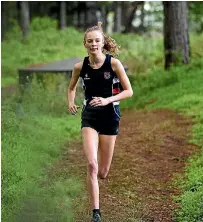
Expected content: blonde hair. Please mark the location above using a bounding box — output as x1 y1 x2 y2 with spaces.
84 21 120 57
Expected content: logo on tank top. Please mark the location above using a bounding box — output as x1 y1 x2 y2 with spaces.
84 73 90 80
104 72 111 79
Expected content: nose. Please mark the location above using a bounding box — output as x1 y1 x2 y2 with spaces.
92 40 97 46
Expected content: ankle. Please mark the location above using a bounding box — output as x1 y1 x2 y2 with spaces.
93 209 101 216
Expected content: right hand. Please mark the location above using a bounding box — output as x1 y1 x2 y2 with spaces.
68 104 80 115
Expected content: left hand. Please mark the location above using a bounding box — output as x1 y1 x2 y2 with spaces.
89 97 110 107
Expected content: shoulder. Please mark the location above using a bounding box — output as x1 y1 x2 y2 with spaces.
74 61 83 72
110 57 123 72
111 57 121 66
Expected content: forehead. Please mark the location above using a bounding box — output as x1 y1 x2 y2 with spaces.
86 30 103 40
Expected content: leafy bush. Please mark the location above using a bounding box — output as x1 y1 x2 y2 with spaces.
175 187 203 222
31 17 58 31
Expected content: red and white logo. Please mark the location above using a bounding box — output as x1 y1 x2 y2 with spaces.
104 72 111 79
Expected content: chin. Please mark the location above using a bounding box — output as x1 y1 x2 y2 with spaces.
89 51 98 56
89 49 103 55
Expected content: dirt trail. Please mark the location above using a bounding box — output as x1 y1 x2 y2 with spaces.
2 84 199 221
56 109 199 222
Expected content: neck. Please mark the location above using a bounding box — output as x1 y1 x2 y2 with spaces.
89 53 105 64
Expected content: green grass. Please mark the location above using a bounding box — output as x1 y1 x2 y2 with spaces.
1 17 86 81
2 17 203 222
113 32 164 74
2 78 83 221
1 18 86 221
121 58 203 221
1 76 17 87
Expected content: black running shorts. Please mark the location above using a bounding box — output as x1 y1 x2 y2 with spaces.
81 102 121 135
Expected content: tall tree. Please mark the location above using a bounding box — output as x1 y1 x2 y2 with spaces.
101 4 108 32
2 1 19 41
113 1 122 32
139 2 145 32
121 2 130 29
163 2 190 69
123 1 143 33
85 2 98 27
20 1 30 41
59 1 66 29
1 1 7 41
98 1 113 33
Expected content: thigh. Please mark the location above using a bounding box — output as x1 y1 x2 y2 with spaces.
81 127 99 162
98 135 117 170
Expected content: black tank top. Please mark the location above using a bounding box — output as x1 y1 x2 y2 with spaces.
80 54 122 101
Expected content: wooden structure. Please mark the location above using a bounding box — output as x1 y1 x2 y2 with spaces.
18 57 82 86
18 57 128 87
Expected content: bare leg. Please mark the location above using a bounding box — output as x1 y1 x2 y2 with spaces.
82 127 99 209
98 135 117 179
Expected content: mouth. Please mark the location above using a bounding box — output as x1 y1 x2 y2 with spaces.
90 48 98 51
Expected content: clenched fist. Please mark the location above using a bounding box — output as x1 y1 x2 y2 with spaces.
68 104 80 115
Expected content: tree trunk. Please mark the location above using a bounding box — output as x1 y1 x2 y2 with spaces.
77 8 81 28
121 2 130 29
17 1 21 27
113 2 117 32
86 2 98 27
1 1 7 41
140 2 145 31
163 1 190 69
123 1 143 33
113 1 122 33
84 6 88 30
20 1 30 41
59 1 66 29
101 5 108 32
2 2 19 40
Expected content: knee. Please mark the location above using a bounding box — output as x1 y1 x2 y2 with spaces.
88 160 98 178
98 168 108 179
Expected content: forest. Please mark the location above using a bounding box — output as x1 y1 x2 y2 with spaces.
2 1 203 222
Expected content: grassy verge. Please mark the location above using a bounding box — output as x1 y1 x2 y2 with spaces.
1 76 17 87
1 18 87 221
2 77 84 221
121 58 203 221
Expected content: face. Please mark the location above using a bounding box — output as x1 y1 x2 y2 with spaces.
84 30 104 55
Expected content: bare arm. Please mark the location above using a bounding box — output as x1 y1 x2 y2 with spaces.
67 61 82 114
108 58 133 103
